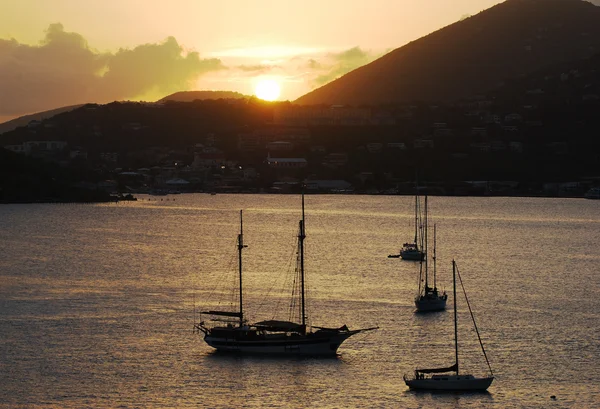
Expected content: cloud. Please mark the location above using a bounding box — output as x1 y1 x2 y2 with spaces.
236 64 278 74
307 59 322 69
0 23 224 118
305 47 383 87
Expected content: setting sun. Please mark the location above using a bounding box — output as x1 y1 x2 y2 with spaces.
254 79 281 101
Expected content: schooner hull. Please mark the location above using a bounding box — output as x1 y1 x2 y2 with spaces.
405 376 493 391
204 331 358 356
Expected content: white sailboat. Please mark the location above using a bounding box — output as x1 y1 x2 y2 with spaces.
195 194 376 356
405 260 494 391
415 196 447 312
391 194 426 260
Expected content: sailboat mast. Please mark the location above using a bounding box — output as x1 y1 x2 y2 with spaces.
433 224 437 289
424 196 429 291
416 195 422 295
453 259 459 375
238 210 244 326
413 194 418 245
299 191 307 330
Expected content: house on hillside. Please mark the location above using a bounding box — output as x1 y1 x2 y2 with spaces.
4 140 67 156
266 141 293 152
471 127 488 137
70 147 88 160
509 141 524 153
238 127 310 152
4 144 26 154
322 152 348 167
413 139 434 149
99 152 118 165
305 180 352 192
266 155 307 168
370 110 396 125
366 143 383 153
434 127 453 137
470 142 491 152
502 125 519 133
505 113 523 122
273 105 371 126
193 148 225 169
387 142 406 150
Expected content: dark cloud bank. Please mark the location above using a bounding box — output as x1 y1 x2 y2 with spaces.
0 23 224 118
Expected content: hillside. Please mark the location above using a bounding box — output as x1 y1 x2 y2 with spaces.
489 51 600 104
1 46 598 196
159 90 248 102
0 105 83 135
0 69 597 194
295 0 600 106
0 91 247 135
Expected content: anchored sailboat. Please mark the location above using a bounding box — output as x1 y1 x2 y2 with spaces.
405 260 494 391
195 194 376 355
414 196 447 312
390 194 426 260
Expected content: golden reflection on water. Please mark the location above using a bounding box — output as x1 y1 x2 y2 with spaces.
0 194 599 408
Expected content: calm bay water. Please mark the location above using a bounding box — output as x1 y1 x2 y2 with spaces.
1 194 599 408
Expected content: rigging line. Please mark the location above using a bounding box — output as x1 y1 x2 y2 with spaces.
193 292 196 330
289 243 304 323
417 196 424 295
288 264 299 321
256 235 299 319
253 244 294 313
424 195 429 291
225 243 239 308
211 237 238 307
283 237 301 310
433 223 437 289
303 242 312 327
203 237 239 309
455 263 494 377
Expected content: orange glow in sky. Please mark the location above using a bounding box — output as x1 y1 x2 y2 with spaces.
254 78 281 101
0 0 517 122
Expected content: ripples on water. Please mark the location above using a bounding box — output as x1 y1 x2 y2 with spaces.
1 194 599 408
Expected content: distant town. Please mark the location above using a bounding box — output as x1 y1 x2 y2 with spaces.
1 88 599 202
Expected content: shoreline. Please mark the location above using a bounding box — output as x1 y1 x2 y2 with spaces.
3 191 597 204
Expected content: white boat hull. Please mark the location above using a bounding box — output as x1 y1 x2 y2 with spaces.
204 331 359 356
405 375 493 391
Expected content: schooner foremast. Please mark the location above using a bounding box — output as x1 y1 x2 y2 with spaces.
237 210 248 326
299 192 307 333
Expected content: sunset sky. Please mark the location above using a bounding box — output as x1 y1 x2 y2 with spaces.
1 0 599 123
